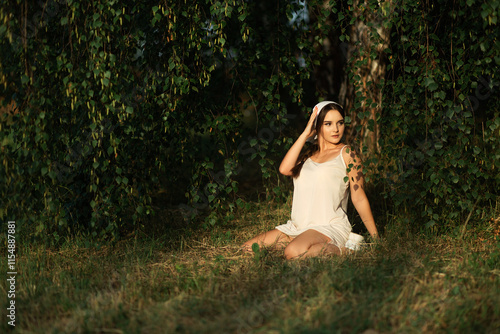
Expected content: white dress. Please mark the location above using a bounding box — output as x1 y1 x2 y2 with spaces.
276 145 353 247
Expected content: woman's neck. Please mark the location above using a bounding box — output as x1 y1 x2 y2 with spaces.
318 140 344 152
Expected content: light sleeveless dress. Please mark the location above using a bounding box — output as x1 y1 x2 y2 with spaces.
276 145 352 247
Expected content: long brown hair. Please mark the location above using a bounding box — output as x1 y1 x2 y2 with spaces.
290 103 345 178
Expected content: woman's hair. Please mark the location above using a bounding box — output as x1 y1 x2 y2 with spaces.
290 103 345 178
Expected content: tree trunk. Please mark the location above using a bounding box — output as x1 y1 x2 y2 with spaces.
339 0 392 157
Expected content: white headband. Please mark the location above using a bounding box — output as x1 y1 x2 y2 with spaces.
312 101 343 126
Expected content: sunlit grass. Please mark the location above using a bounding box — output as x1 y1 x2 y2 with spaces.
1 200 499 333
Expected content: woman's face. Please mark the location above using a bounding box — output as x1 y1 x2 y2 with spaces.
320 109 345 145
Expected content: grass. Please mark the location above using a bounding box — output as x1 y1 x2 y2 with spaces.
2 199 500 334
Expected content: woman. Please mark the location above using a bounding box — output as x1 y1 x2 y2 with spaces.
242 101 378 259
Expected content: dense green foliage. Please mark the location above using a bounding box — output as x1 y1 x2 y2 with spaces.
0 0 312 240
378 0 499 228
0 0 498 241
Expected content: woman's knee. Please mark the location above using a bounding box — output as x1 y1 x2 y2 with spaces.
242 229 289 252
284 243 308 259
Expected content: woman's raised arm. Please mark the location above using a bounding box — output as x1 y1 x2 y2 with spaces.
279 110 317 176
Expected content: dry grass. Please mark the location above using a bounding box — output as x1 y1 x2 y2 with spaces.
1 201 499 333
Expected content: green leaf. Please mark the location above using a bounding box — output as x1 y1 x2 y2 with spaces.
424 77 439 91
251 242 260 253
434 91 445 100
238 12 248 21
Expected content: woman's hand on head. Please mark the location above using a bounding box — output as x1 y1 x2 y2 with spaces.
279 107 319 176
302 109 317 139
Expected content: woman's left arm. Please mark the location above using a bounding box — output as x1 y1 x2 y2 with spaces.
343 147 378 239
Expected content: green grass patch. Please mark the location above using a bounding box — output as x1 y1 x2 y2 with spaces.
2 201 499 333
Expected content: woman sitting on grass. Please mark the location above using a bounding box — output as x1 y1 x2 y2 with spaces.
243 101 378 259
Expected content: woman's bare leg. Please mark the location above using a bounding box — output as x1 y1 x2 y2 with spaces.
242 229 292 252
284 230 341 259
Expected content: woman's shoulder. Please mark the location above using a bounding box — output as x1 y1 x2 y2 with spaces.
341 145 361 165
341 144 354 158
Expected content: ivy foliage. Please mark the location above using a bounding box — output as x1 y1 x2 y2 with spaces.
0 0 313 241
377 0 499 228
0 0 498 241
328 0 499 229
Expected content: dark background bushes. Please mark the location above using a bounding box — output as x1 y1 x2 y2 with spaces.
0 0 498 243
